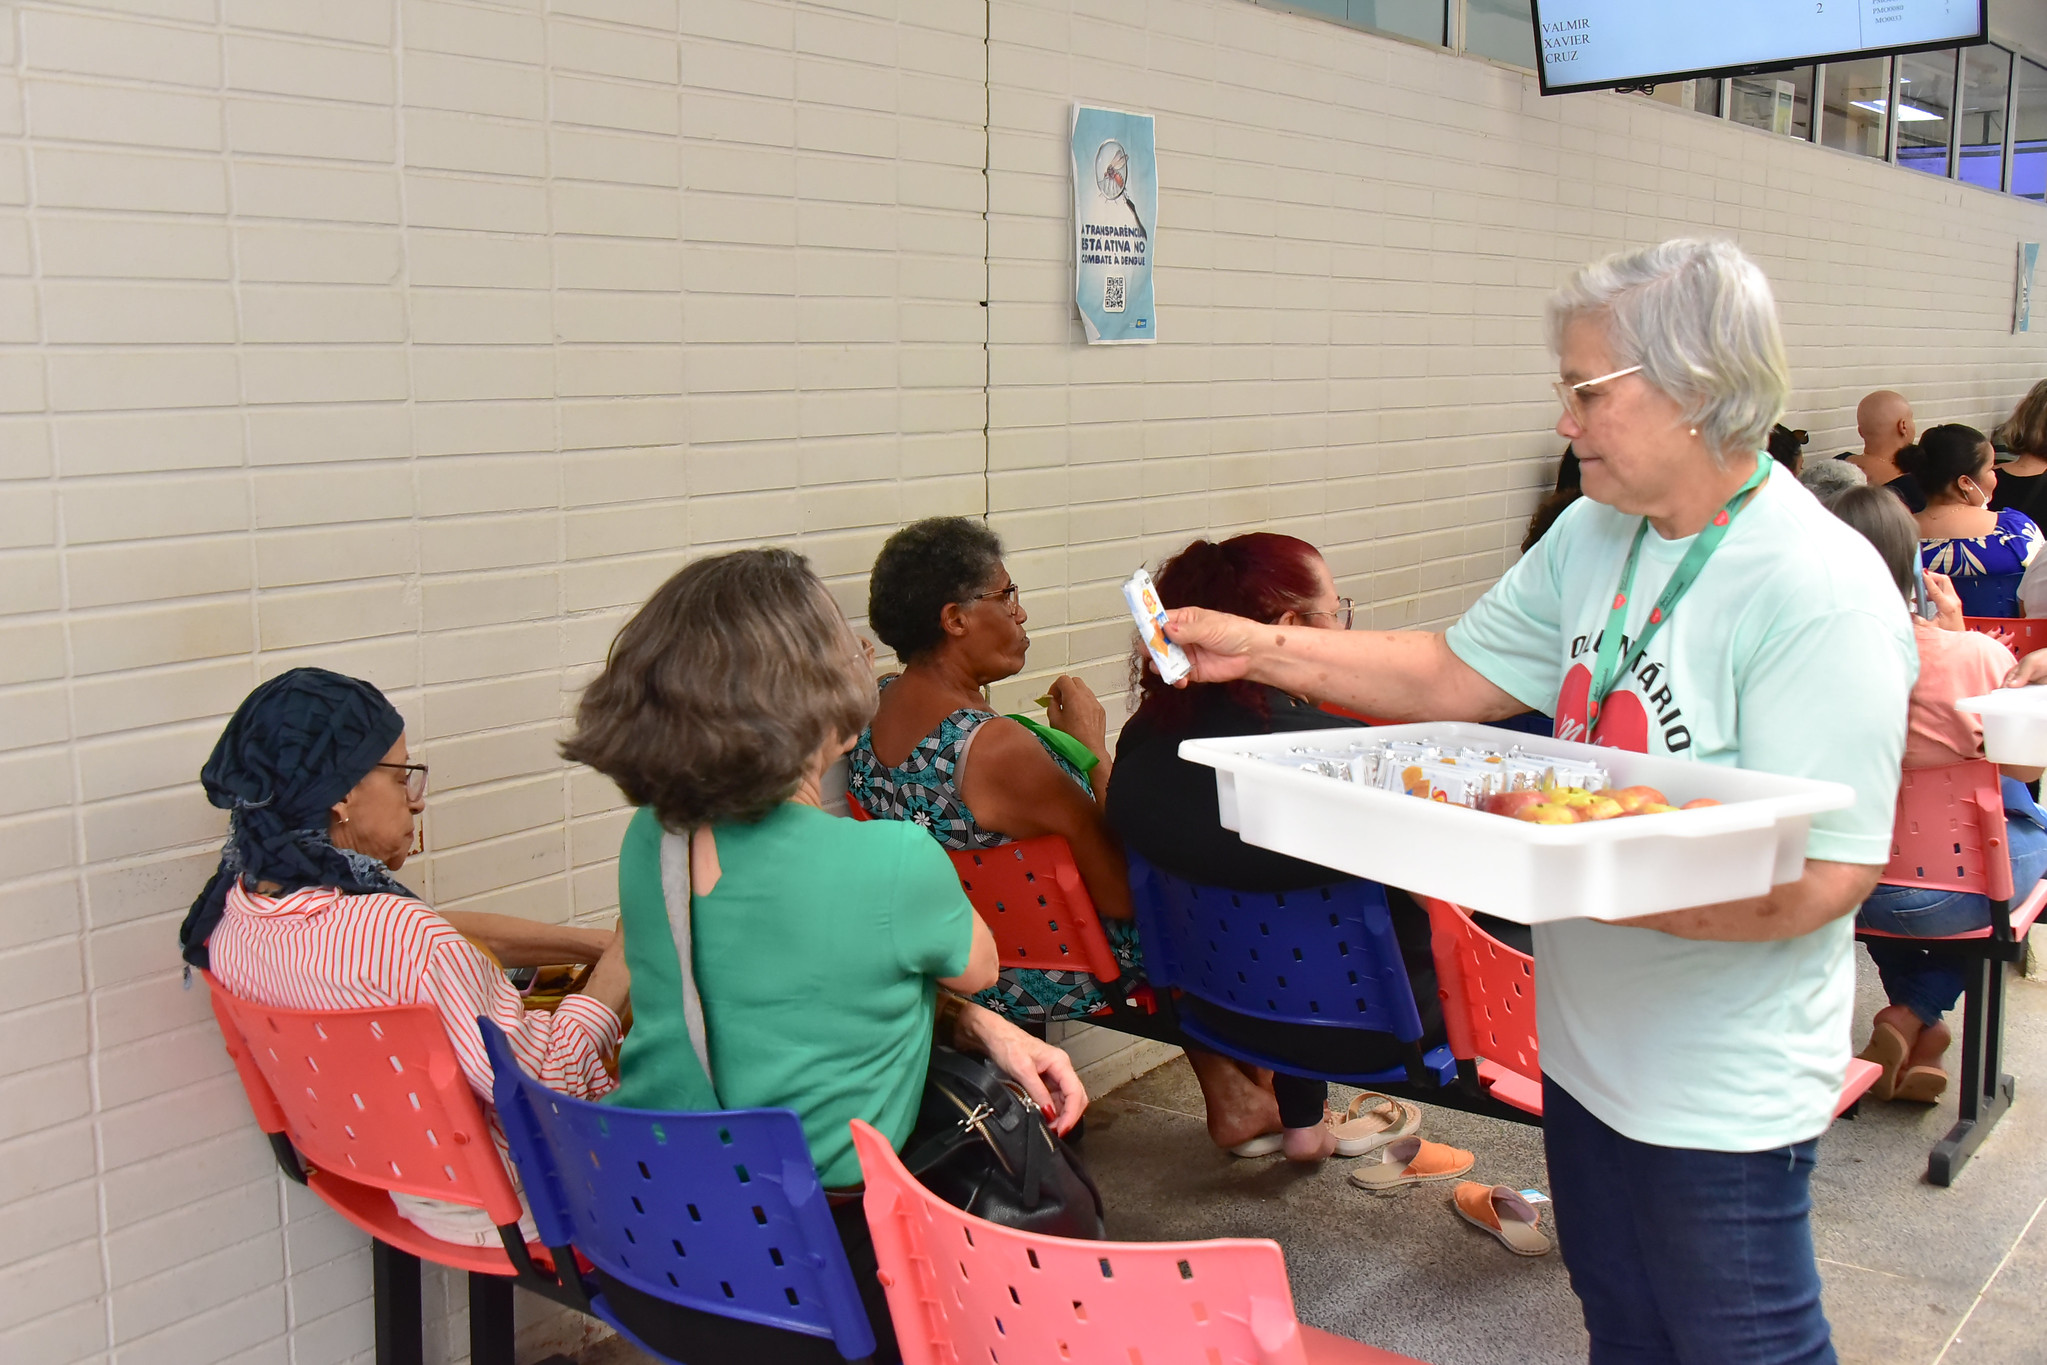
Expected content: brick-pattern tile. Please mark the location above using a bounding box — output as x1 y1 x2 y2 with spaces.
6 1 2046 1361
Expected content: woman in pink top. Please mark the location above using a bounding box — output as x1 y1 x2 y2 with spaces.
183 668 631 1244
1827 487 2047 1103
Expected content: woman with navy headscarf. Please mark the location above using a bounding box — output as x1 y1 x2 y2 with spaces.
184 667 630 1245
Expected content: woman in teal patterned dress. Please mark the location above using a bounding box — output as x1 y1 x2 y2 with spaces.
849 518 1139 1023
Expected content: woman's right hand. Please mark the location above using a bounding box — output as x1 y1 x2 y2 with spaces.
1045 674 1108 756
1924 570 1966 632
2002 650 2047 688
1161 606 1261 684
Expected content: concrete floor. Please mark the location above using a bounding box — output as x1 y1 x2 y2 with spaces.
576 947 2047 1365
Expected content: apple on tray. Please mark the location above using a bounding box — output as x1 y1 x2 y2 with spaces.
1681 798 1721 810
1514 802 1580 824
1483 790 1550 820
1609 784 1668 814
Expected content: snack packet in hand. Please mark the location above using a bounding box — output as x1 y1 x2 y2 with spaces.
1124 568 1191 685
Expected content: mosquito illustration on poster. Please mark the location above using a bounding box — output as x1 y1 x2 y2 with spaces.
1071 104 1156 345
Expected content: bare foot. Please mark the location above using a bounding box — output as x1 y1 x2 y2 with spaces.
1282 1121 1336 1163
1187 1048 1282 1149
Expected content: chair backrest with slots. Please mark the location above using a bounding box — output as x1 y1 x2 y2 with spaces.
1964 615 2047 658
1128 854 1424 1041
851 1119 1314 1365
203 978 522 1224
479 1021 875 1360
1883 759 2011 901
948 836 1124 983
1416 897 1539 1081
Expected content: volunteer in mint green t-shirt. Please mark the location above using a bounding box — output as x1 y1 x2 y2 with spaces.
562 546 1089 1365
1164 240 1914 1365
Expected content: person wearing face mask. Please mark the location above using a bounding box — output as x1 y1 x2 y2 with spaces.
851 516 1138 1026
186 667 632 1247
1161 239 1916 1364
1906 422 2045 618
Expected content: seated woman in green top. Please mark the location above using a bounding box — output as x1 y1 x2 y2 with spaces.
563 547 1085 1365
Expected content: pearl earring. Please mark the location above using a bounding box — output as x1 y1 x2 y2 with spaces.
1688 427 1699 437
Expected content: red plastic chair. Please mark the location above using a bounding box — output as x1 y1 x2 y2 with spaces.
1417 899 1883 1125
204 975 568 1365
848 1120 1427 1365
1963 616 2047 658
846 802 1170 1037
1859 759 2047 1184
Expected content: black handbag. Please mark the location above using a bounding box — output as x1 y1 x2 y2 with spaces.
899 1046 1104 1240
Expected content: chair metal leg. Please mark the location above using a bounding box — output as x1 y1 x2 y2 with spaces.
372 1242 424 1365
468 1272 516 1365
1927 955 2016 1187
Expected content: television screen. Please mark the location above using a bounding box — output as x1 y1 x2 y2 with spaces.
1532 2 1988 96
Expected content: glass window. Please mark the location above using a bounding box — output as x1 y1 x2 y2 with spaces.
1464 0 1536 70
1730 67 1814 140
1343 1 1446 45
1894 50 1957 176
2019 58 2047 202
1647 80 1722 117
1820 56 1890 158
1958 46 2011 192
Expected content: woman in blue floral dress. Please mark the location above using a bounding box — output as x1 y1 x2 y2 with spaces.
1909 423 2046 618
849 518 1139 1024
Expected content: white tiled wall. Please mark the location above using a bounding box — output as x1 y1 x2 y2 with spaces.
2 0 2044 1361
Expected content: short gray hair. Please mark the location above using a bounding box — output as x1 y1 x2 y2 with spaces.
1799 457 1866 501
1547 239 1791 463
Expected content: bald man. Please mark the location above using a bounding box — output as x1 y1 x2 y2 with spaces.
1844 390 1916 483
1838 390 1925 511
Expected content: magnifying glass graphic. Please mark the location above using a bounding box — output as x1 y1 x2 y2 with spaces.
1093 140 1148 243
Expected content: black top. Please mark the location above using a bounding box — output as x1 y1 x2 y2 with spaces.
1993 468 2047 529
1835 453 1927 513
1109 685 1364 891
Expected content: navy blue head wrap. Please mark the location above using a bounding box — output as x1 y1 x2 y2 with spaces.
180 667 418 968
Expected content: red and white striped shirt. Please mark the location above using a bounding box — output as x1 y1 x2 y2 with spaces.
209 880 621 1106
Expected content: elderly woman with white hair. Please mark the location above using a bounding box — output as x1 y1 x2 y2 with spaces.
1165 239 1915 1364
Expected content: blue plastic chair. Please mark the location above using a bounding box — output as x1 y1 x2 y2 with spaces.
1951 570 2024 619
477 1020 876 1364
1127 853 1456 1088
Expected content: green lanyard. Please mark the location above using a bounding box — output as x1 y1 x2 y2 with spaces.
1586 458 1770 729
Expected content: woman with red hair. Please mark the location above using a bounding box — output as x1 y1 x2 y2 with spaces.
1109 534 1439 1162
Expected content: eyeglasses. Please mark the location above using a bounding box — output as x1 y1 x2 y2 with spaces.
969 583 1022 617
1300 597 1355 630
1554 365 1642 426
376 762 429 802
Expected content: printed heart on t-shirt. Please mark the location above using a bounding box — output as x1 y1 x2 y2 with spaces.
1552 662 1649 754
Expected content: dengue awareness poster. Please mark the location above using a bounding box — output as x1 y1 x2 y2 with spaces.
1071 103 1156 345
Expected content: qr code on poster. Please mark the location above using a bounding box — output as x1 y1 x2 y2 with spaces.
1103 275 1126 312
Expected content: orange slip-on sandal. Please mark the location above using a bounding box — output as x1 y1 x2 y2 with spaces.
1453 1183 1552 1256
1347 1135 1474 1191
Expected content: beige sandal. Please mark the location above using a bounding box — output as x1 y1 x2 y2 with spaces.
1893 1064 1948 1104
1329 1092 1421 1158
1454 1183 1552 1256
1347 1135 1474 1191
1857 1020 1909 1102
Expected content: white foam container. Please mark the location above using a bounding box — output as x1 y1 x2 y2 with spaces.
1178 722 1855 924
1955 690 2047 765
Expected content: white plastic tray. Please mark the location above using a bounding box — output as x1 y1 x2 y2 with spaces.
1955 690 2047 765
1177 722 1855 924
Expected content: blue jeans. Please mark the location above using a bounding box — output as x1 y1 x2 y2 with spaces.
1857 779 2047 1027
1544 1079 1835 1365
